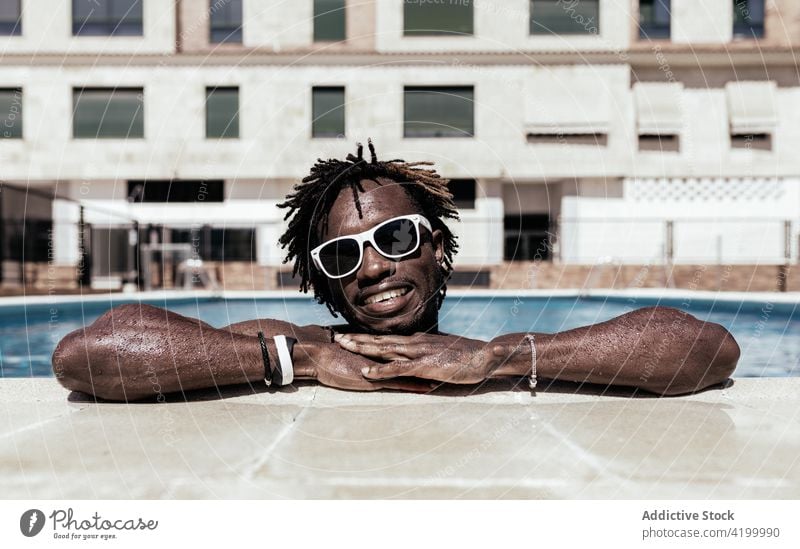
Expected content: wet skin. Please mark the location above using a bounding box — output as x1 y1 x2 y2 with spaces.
52 178 741 401
320 179 445 336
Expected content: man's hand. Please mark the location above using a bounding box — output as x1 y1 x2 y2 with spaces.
297 335 436 393
334 333 502 384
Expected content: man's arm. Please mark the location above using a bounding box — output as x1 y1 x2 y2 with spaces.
52 304 433 401
52 303 267 401
339 306 740 395
490 306 740 395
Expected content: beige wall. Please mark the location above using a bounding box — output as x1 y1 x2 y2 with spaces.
631 0 800 48
177 0 210 52
177 0 375 52
485 262 800 292
0 0 175 54
765 0 800 47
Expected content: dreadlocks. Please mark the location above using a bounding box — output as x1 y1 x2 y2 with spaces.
278 139 460 316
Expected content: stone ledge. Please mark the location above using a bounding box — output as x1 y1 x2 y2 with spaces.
1 378 798 499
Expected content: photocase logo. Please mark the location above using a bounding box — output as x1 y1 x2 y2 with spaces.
20 509 45 537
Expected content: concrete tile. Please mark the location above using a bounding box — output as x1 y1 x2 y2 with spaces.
167 477 558 499
0 401 305 498
256 403 600 488
3 378 800 499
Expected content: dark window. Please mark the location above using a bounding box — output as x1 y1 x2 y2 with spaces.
530 0 599 35
639 0 670 39
314 0 345 41
91 227 135 278
0 88 22 139
638 134 680 152
170 227 255 261
448 270 490 287
404 0 473 36
210 0 242 43
312 86 345 138
526 133 608 146
404 86 474 138
206 87 239 138
733 0 764 38
504 214 551 261
73 88 144 138
3 220 52 262
72 0 143 36
447 179 476 209
127 180 225 202
731 133 771 151
0 0 21 35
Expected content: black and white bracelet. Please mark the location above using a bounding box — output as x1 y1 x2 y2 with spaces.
272 335 296 386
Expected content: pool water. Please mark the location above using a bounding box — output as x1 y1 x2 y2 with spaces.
0 294 797 378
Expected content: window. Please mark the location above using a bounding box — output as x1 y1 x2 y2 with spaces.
127 180 225 202
0 88 22 139
726 81 775 151
730 133 771 151
526 133 608 145
206 87 239 138
404 86 474 138
4 220 52 262
524 72 610 142
733 0 764 38
314 0 345 41
530 0 599 35
638 134 679 152
639 0 670 39
0 0 21 35
73 88 144 138
634 82 682 152
404 0 473 36
170 227 255 261
210 0 242 43
72 0 143 36
312 87 345 138
447 179 476 209
504 214 551 261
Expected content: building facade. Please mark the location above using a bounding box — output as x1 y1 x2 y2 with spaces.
0 0 798 290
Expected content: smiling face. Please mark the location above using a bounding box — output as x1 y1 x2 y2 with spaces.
318 178 445 335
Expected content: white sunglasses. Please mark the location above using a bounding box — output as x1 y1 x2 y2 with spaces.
311 214 433 279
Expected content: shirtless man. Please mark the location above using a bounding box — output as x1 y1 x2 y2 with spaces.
52 142 740 401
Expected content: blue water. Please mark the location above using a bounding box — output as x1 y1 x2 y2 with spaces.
0 294 797 378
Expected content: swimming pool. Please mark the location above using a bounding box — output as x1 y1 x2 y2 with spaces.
0 291 797 378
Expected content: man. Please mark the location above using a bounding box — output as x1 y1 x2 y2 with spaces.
52 141 740 401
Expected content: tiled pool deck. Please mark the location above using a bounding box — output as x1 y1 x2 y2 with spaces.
1 378 798 499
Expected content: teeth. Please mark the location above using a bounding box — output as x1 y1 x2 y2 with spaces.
365 287 409 305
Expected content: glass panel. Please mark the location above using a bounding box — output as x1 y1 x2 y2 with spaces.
128 180 224 202
206 87 239 139
733 0 764 38
4 220 52 262
209 0 243 43
639 0 670 39
0 88 23 139
314 0 345 41
404 87 474 138
91 227 132 277
73 88 144 139
170 228 253 261
312 87 345 138
404 0 473 36
72 0 143 36
530 0 599 35
448 179 476 209
0 0 21 35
